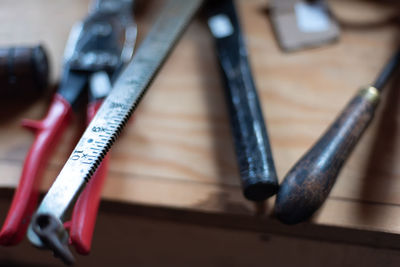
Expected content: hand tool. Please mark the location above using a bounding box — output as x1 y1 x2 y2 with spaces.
0 45 49 98
26 0 203 264
206 0 278 201
0 0 137 258
274 49 400 224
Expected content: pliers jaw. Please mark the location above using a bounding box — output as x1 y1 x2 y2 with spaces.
90 0 134 14
67 0 136 73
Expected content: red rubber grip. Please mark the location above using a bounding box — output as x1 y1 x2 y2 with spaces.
0 94 72 246
68 100 109 255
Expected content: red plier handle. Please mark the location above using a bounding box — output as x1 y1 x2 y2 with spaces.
0 94 72 245
0 97 110 256
66 100 109 255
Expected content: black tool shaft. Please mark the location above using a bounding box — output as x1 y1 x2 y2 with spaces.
275 50 400 224
207 0 278 201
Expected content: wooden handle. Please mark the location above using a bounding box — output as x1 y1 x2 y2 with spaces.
0 45 49 98
274 86 380 224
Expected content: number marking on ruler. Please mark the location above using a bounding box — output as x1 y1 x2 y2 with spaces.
27 0 203 247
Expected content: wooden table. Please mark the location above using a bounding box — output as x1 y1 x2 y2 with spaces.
0 0 399 265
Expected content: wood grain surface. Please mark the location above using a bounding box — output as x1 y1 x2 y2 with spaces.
0 0 399 244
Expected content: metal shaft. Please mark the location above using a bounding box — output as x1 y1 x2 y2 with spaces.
27 0 203 248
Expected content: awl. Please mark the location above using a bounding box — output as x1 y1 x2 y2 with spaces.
275 49 400 224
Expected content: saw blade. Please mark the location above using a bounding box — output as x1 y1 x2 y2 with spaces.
27 0 203 247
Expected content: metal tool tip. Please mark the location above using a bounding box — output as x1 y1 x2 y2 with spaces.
31 213 75 265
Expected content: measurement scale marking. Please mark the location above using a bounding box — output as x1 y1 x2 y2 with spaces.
27 0 203 247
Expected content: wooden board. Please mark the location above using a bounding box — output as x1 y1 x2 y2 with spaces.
1 201 400 267
0 0 399 247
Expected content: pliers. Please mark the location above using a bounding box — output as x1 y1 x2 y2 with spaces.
0 0 136 255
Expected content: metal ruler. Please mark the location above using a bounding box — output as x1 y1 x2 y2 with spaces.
27 0 203 247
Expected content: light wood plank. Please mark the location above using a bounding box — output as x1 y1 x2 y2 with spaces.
0 0 399 244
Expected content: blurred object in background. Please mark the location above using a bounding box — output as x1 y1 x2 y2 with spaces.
0 45 49 100
328 0 400 29
268 0 340 52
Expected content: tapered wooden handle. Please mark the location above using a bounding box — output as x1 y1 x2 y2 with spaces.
275 86 380 224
